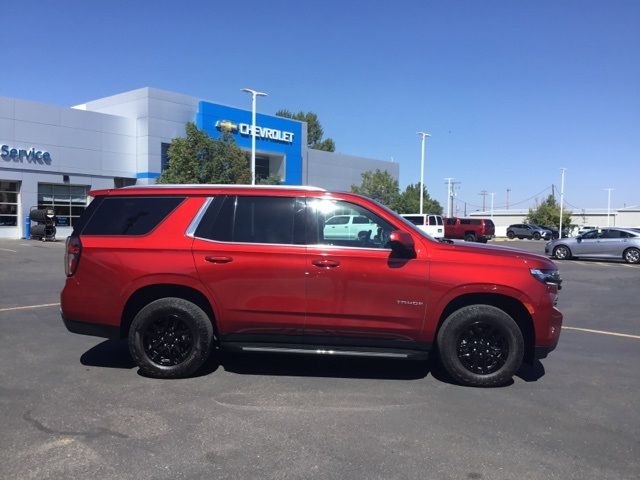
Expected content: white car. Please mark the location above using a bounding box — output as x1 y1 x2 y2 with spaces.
323 215 380 241
401 214 445 239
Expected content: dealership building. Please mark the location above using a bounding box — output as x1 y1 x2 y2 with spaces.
0 87 398 239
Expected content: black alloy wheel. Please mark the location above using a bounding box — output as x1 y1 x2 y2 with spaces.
533 232 541 240
437 305 524 387
456 321 508 375
142 314 193 366
129 297 214 378
507 231 515 239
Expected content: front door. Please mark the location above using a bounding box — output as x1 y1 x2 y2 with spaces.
304 198 429 343
191 195 308 337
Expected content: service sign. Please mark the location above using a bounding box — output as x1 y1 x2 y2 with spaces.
1 145 52 165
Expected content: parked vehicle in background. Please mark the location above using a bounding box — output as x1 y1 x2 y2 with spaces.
61 184 562 388
444 217 495 243
506 224 552 240
539 225 560 239
323 214 381 241
401 214 444 238
577 225 597 236
545 227 640 263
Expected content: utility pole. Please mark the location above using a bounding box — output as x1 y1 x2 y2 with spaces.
559 168 566 237
506 188 511 210
418 132 430 214
444 178 454 217
479 190 488 212
490 192 495 219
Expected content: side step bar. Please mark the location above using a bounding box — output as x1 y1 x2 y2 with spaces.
222 343 429 360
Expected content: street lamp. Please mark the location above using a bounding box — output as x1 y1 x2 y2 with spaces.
605 188 614 227
490 192 495 219
559 168 566 237
241 88 268 185
418 132 430 214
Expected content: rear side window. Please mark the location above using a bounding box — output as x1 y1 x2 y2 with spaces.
404 215 424 226
195 195 307 245
485 220 495 227
81 196 184 235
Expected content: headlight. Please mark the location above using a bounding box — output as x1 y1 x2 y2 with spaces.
530 268 562 289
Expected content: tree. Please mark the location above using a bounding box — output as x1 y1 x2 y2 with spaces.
275 109 336 151
395 183 443 215
258 174 283 185
158 122 250 184
351 169 400 209
525 194 572 229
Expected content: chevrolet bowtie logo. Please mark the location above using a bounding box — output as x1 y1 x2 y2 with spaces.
215 120 239 133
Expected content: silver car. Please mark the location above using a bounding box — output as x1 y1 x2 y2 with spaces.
545 227 640 264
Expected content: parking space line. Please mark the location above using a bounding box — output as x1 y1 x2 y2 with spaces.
0 303 60 313
562 326 640 340
0 248 17 253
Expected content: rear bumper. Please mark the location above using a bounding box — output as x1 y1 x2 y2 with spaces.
61 311 120 339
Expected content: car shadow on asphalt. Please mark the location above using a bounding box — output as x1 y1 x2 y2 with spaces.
80 340 546 385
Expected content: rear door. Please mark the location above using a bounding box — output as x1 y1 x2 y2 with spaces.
191 195 308 337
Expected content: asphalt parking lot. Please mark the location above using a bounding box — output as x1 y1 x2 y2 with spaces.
0 238 638 480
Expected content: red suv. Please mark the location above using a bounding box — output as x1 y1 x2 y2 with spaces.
61 185 562 387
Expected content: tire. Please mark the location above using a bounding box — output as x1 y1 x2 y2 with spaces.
533 232 541 240
507 231 515 239
437 305 524 387
128 297 214 378
553 245 572 260
464 233 476 242
623 247 640 264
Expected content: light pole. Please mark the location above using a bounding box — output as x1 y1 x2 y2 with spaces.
490 192 495 219
418 132 430 214
559 168 566 237
444 177 453 217
605 188 614 226
241 88 268 185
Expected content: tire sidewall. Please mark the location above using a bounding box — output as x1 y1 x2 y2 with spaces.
437 305 524 387
624 248 640 264
128 298 213 378
554 245 570 259
507 231 515 239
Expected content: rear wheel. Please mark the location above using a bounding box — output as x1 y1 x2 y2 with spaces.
128 297 214 378
464 233 476 242
623 247 640 264
553 245 572 260
507 231 515 239
437 305 524 387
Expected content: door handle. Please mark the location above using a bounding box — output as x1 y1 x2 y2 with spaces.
312 259 340 268
205 256 233 264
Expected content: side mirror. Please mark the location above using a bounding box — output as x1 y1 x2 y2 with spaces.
576 237 582 243
389 230 415 255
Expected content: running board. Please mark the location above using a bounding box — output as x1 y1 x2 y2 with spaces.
222 342 429 360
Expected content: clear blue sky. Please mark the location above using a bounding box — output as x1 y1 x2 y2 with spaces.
2 0 638 212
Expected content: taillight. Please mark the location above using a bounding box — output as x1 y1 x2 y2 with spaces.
65 236 82 277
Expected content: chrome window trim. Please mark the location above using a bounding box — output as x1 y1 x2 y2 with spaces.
190 234 391 252
185 197 214 238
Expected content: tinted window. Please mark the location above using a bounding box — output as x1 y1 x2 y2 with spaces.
195 196 306 245
603 229 629 239
470 219 481 225
581 230 599 239
446 218 457 225
353 216 370 225
484 219 495 227
461 219 470 225
404 215 424 226
82 196 184 235
437 216 443 225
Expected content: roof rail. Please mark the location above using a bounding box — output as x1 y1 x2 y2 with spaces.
122 184 326 192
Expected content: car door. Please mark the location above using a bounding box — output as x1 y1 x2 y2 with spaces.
305 197 429 342
573 229 600 256
598 229 626 258
191 195 308 337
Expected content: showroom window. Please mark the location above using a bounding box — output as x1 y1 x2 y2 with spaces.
0 181 20 227
37 183 89 227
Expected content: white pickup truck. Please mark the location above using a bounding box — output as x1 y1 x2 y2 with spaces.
401 213 445 239
323 215 380 240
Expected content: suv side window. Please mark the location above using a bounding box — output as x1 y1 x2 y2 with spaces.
326 216 349 225
309 198 394 249
81 196 185 235
195 195 306 245
446 218 456 225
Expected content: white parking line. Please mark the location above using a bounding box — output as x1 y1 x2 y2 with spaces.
562 326 640 340
0 303 60 313
0 248 17 253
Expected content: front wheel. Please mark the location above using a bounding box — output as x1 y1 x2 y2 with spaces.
128 297 214 378
533 232 541 240
553 245 572 260
437 305 524 387
507 231 515 239
624 247 640 264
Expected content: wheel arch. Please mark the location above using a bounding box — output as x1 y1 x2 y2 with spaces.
120 284 217 339
435 293 536 364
